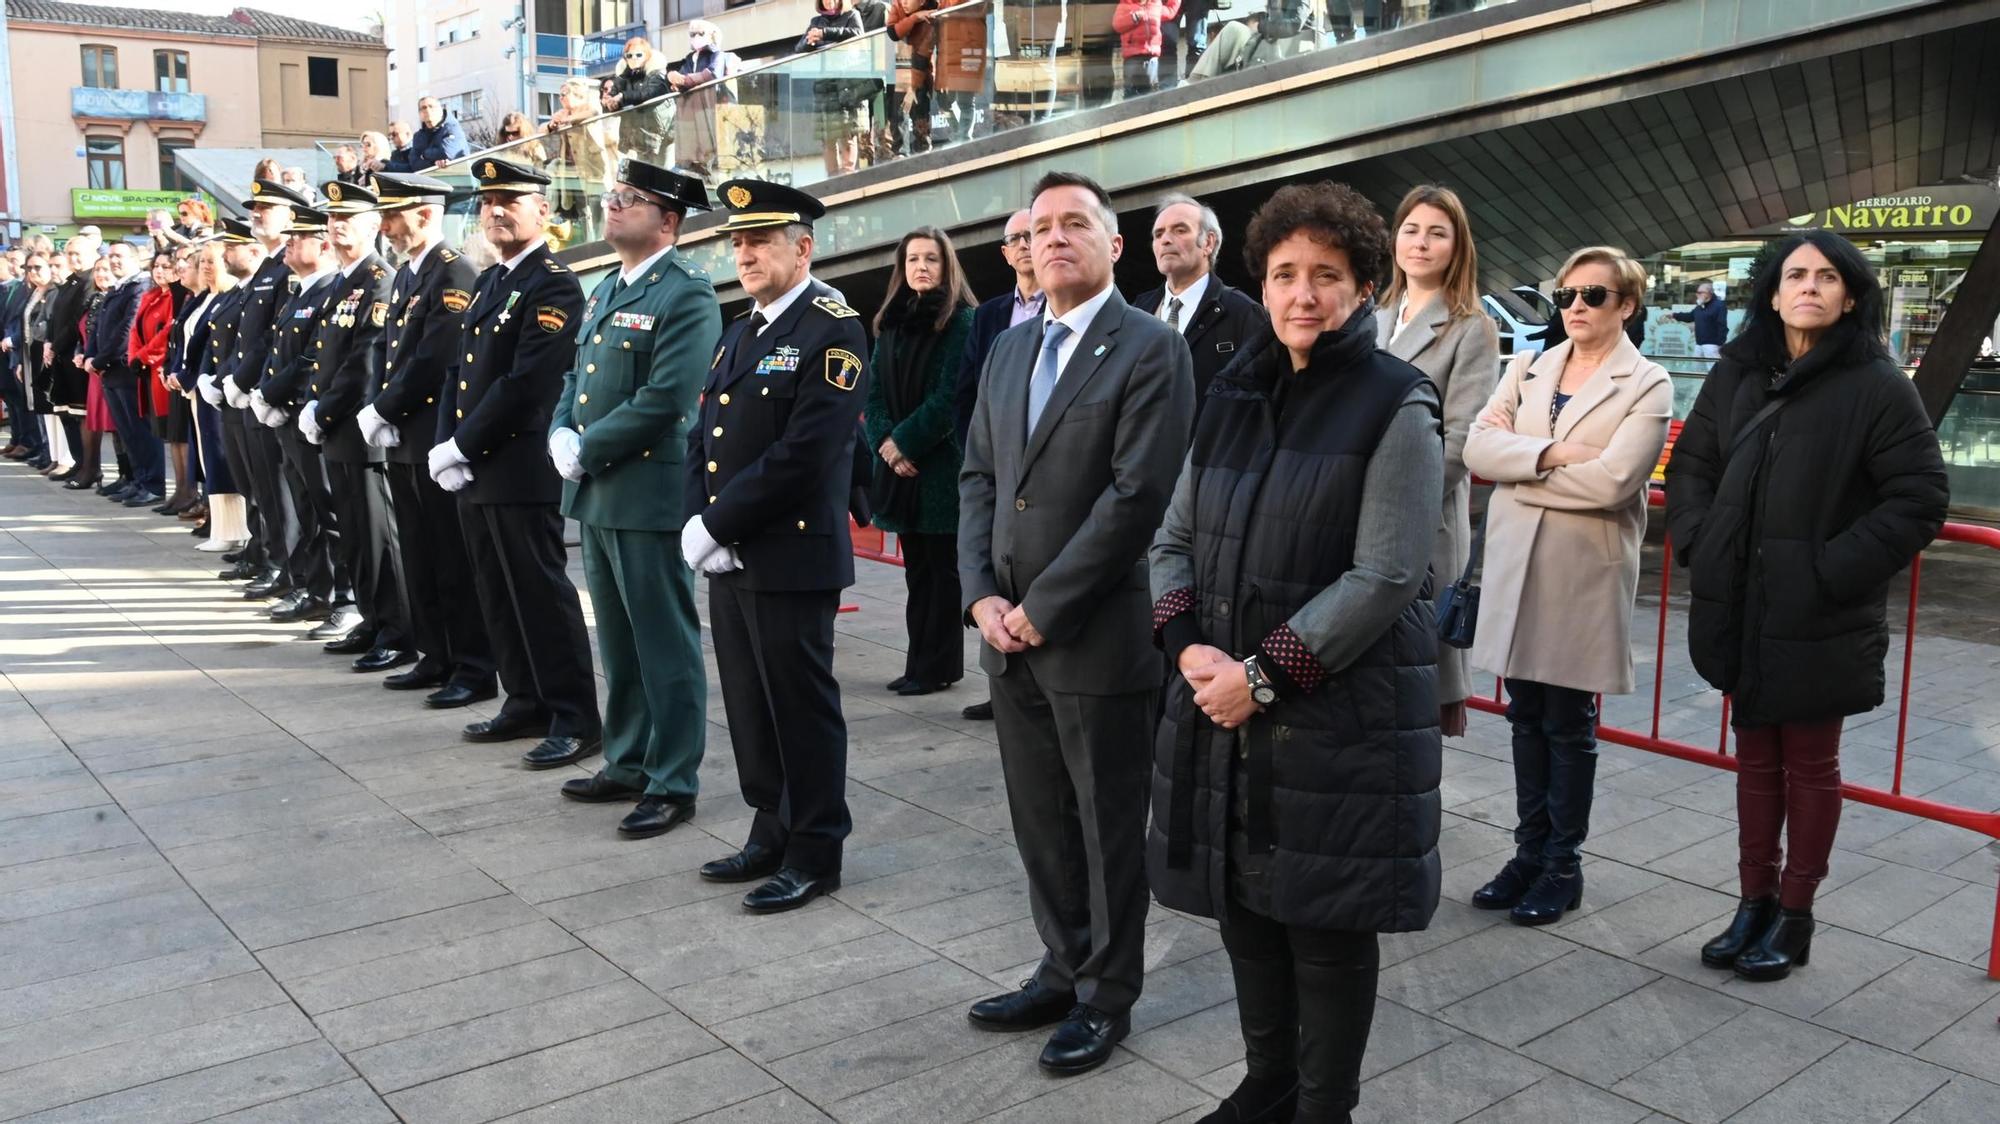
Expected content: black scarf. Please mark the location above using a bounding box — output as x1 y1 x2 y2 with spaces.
869 288 953 523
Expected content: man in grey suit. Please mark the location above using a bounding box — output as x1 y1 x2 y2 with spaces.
958 171 1194 1076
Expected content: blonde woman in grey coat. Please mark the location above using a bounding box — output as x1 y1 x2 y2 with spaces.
1375 184 1499 738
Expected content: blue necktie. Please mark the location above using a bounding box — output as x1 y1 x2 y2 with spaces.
1027 320 1071 437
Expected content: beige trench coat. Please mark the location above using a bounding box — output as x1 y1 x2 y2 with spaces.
1462 336 1672 695
1378 298 1500 705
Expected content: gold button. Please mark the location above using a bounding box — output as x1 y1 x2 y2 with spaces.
473 327 480 336
386 361 394 370
797 520 806 530
709 495 717 503
622 341 631 349
311 363 320 370
760 387 769 397
706 460 717 472
460 381 468 390
425 396 434 404
592 334 602 344
1015 498 1027 511
465 353 475 363
578 393 589 404
585 363 596 374
455 409 463 418
642 449 650 458
719 393 730 405
712 426 723 437
311 384 318 392
316 340 324 348
396 318 405 326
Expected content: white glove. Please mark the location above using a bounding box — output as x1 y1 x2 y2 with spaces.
251 389 288 428
679 515 727 571
427 439 468 481
548 426 584 482
224 379 249 409
358 404 400 449
197 374 223 407
435 463 475 492
700 546 744 575
297 402 324 445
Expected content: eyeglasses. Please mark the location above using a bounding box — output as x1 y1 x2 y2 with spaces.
1552 285 1622 310
1000 232 1031 247
600 189 662 211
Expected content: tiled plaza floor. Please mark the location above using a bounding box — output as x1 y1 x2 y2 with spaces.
2 460 1998 1123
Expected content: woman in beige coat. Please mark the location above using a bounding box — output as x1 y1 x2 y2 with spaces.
1462 245 1672 927
1376 185 1499 738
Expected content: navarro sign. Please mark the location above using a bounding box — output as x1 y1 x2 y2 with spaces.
1758 186 1996 237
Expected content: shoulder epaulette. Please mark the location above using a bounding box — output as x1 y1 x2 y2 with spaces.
812 295 858 319
543 257 567 273
369 266 386 279
439 248 460 261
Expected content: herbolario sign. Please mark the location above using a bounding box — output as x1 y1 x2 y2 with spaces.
1753 185 1996 237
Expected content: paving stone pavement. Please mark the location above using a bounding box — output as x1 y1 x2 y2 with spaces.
2 465 1998 1123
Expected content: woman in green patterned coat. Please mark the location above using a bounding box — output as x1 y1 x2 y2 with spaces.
865 226 975 696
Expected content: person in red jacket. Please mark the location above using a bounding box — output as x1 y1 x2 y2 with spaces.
1115 0 1179 97
127 250 191 514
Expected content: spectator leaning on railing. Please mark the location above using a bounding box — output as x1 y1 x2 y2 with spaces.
607 37 674 166
410 97 471 169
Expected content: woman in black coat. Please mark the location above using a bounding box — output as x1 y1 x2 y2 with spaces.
1665 230 1947 982
606 37 674 165
43 249 94 488
1149 182 1444 1124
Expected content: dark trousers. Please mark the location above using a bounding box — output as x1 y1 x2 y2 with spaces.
708 581 849 874
1221 898 1379 1124
1735 718 1844 910
1504 679 1598 871
325 459 405 645
1122 55 1159 97
583 523 706 800
274 425 340 604
2 365 45 458
899 532 963 687
458 501 598 738
385 461 493 687
217 412 265 569
100 374 164 494
989 659 1153 1015
238 414 292 580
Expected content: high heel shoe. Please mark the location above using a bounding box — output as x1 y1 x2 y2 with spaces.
64 474 103 491
1509 867 1583 926
1701 896 1779 968
49 465 77 482
1733 907 1813 981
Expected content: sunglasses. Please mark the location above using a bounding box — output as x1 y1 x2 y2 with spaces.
1552 285 1622 310
624 52 644 60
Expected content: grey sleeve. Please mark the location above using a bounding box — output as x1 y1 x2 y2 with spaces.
1282 381 1445 675
1148 451 1199 598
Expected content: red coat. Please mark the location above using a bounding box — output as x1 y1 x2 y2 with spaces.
128 284 176 417
1114 0 1179 59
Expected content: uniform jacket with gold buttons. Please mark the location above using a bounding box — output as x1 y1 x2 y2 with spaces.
255 272 340 413
436 241 584 506
552 246 720 532
223 256 291 395
370 244 477 468
683 278 868 593
306 254 393 465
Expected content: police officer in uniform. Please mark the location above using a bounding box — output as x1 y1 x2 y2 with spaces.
686 180 868 912
197 218 259 582
297 178 408 665
432 157 601 768
358 171 498 708
548 158 721 838
225 180 310 602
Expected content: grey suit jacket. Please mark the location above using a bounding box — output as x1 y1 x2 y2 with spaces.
959 288 1194 695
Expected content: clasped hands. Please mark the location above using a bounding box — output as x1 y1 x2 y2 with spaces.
427 439 474 492
878 437 917 479
680 515 742 574
357 404 400 449
547 427 584 482
1178 643 1261 730
1476 403 1602 471
296 402 324 446
969 596 1044 654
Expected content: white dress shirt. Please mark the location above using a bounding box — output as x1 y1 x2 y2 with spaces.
1156 272 1209 330
751 273 815 335
1042 283 1118 381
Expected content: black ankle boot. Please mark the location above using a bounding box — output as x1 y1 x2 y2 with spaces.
1733 907 1812 981
1508 867 1583 926
1701 896 1779 968
1473 858 1543 910
1196 1072 1299 1124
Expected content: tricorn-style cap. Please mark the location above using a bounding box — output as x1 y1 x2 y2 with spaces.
715 178 826 232
471 157 551 194
615 158 709 213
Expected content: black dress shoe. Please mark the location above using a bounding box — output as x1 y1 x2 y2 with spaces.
263 588 305 612
561 771 645 803
49 467 77 483
1509 868 1583 926
306 608 365 641
352 647 414 673
1702 896 1780 969
521 735 602 769
150 500 177 514
221 549 244 564
243 573 287 598
319 627 376 653
742 867 839 913
619 796 695 838
886 676 912 691
968 980 1077 1031
1734 907 1813 982
427 681 498 709
269 595 331 623
1194 1073 1300 1124
122 490 162 508
699 843 783 883
1472 858 1543 911
961 700 994 721
98 481 128 497
895 679 957 696
1039 1005 1128 1076
384 660 451 690
462 712 547 742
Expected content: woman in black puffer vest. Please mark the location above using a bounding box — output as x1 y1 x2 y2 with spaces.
1149 182 1443 1124
1666 230 1946 983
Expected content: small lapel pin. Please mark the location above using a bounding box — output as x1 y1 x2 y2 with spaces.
1093 345 1107 357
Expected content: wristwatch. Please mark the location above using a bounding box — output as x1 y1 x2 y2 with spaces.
1243 655 1279 707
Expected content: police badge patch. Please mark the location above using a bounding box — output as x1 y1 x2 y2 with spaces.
441 289 471 313
825 348 861 391
536 306 569 333
370 302 388 327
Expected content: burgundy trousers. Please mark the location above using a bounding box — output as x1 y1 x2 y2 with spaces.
1734 718 1845 910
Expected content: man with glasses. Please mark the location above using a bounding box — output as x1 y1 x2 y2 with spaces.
433 157 600 771
411 97 470 170
546 158 721 838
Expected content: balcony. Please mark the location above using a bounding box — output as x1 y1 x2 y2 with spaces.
71 87 207 123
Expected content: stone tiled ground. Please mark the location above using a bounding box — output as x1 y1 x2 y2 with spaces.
2 462 1998 1123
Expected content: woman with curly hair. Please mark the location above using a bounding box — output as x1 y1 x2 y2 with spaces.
1148 181 1444 1124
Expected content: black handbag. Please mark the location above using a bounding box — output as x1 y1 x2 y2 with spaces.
1435 504 1487 650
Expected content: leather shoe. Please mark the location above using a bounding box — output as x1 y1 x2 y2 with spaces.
244 575 289 599
961 700 994 721
1039 1005 1128 1076
269 595 331 623
699 843 782 883
1472 858 1542 911
895 679 956 696
462 712 546 742
318 624 376 652
218 562 258 581
221 549 245 564
560 771 645 803
427 681 498 708
306 607 365 641
521 735 602 769
1509 868 1584 926
352 647 414 673
383 660 450 690
122 490 163 508
619 795 695 838
968 980 1077 1031
742 867 839 913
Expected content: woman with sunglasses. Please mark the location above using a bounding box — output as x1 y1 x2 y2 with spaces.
1462 246 1672 925
606 37 673 166
1666 232 1946 981
495 111 547 164
666 22 734 176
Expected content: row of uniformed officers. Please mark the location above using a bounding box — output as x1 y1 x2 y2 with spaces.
195 156 866 913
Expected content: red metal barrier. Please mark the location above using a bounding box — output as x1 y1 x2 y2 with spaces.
1465 489 2000 978
851 519 904 567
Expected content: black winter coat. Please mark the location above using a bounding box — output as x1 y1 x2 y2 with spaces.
1664 321 1948 726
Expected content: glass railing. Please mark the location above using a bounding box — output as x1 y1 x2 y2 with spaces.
430 0 1523 266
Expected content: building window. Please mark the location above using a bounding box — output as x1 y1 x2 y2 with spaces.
159 140 194 192
441 90 484 125
80 44 118 89
86 136 125 190
154 50 190 93
437 12 483 45
307 56 339 97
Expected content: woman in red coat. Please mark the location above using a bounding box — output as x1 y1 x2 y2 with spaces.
128 250 193 513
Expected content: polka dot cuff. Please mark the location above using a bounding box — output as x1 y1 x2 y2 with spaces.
1259 624 1326 695
1152 587 1196 645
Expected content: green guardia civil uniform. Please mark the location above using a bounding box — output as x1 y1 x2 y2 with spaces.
552 238 723 800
